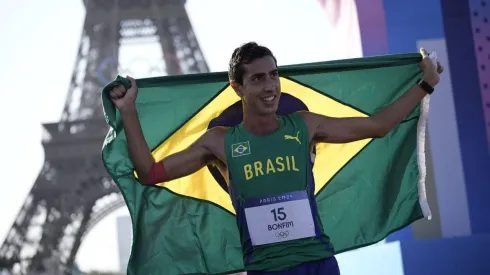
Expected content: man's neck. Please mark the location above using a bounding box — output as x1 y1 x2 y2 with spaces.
242 113 279 136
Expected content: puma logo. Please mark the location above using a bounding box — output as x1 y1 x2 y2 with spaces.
284 131 301 145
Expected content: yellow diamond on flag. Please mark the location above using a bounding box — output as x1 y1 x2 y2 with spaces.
148 77 372 214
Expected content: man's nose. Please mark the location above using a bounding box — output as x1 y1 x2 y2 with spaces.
263 78 277 92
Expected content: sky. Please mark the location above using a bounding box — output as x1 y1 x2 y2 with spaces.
0 0 406 273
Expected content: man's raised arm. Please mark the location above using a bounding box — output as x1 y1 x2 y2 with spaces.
301 48 444 144
110 76 217 185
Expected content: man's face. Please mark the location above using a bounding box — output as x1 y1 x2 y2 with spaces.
234 56 281 116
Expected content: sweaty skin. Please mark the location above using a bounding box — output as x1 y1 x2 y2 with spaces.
110 48 443 186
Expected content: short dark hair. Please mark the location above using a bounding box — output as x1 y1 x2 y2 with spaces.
228 42 277 85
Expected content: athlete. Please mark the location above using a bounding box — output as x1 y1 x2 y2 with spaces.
109 42 443 274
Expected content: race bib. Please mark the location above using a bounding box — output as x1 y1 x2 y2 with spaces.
243 190 316 246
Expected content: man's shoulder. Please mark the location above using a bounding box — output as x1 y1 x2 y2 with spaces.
278 110 309 119
286 111 319 140
203 126 228 141
282 111 314 127
292 110 310 118
201 126 230 150
294 111 319 125
198 126 228 162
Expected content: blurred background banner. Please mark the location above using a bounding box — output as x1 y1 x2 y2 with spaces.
0 0 488 274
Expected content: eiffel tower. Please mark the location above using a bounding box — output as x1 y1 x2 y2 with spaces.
0 0 208 274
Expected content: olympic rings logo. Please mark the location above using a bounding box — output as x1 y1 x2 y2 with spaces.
275 231 289 239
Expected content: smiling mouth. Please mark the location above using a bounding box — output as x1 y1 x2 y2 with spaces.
260 95 276 103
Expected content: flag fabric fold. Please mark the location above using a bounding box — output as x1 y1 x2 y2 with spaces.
101 53 431 275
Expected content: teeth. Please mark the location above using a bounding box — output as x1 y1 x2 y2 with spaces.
262 96 275 102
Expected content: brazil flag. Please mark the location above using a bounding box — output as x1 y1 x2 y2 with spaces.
101 53 432 275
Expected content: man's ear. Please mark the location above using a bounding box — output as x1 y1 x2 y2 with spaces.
230 80 243 97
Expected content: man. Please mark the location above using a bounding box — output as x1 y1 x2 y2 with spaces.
109 42 443 274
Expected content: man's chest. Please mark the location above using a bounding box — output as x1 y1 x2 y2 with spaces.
225 141 309 196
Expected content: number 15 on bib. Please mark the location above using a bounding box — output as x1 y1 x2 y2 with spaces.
243 190 316 246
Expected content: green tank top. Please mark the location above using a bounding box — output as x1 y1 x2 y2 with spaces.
224 112 334 272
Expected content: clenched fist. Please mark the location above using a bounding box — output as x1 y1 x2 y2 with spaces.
419 48 444 88
109 75 138 111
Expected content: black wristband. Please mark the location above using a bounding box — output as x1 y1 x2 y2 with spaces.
417 78 434 95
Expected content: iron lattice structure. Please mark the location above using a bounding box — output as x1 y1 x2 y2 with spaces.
0 0 209 274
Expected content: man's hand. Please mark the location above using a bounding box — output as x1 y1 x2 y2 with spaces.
108 75 225 185
419 48 444 87
109 75 138 111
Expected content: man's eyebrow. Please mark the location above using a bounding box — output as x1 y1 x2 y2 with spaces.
249 69 278 79
250 72 266 78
